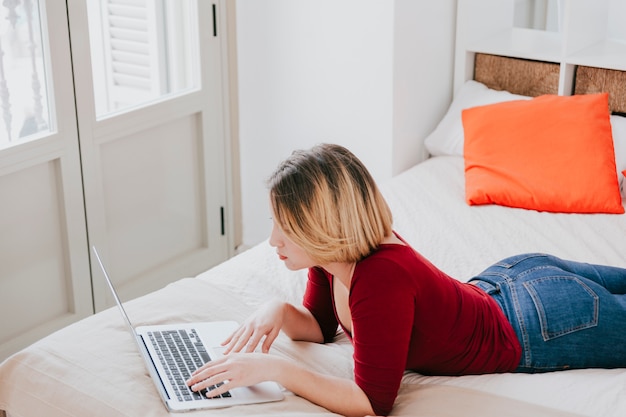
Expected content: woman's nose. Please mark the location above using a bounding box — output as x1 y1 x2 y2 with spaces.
269 224 282 248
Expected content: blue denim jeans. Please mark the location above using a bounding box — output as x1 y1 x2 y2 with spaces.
469 253 626 373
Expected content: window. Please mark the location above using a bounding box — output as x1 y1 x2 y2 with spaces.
86 0 199 118
0 0 51 147
0 0 199 146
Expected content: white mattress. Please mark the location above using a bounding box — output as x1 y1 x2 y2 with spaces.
1 156 625 417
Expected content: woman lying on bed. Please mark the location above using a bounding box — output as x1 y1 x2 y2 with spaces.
186 143 626 417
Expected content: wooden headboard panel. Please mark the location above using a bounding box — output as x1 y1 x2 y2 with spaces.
473 53 626 114
473 53 560 97
574 66 626 115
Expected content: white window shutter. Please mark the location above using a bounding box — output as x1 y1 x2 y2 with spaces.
100 0 166 111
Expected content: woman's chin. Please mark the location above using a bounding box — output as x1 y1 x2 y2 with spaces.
282 260 306 271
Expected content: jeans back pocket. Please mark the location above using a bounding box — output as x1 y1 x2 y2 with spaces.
523 276 599 341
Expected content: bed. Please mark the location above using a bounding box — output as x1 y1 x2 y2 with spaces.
3 15 626 417
1 121 625 417
4 156 625 417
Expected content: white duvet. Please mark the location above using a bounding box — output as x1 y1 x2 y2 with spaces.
1 156 625 417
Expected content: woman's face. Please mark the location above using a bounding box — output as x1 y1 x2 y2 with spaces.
268 218 317 271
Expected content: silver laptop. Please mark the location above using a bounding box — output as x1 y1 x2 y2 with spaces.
92 246 284 412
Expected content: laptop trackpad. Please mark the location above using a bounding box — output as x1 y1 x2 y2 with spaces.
210 346 227 358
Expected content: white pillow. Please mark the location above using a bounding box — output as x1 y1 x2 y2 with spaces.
611 115 626 174
424 80 531 156
611 114 626 197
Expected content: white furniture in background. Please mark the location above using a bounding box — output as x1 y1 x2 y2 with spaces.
455 0 626 94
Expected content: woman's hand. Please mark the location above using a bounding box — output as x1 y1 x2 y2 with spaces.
186 352 283 398
222 300 287 354
186 351 374 417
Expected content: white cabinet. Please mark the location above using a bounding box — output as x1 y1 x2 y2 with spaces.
455 0 626 95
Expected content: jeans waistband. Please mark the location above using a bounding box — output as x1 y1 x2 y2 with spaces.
468 277 500 295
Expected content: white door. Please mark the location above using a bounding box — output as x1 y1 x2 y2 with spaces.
67 0 231 311
0 0 232 360
0 1 92 359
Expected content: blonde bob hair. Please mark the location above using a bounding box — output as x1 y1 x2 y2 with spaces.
268 143 393 264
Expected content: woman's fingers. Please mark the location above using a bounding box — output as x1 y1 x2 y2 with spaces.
188 358 228 386
261 328 280 353
222 329 246 354
223 324 279 354
244 328 269 353
190 371 231 398
225 325 254 353
221 301 287 354
187 353 275 398
221 327 238 346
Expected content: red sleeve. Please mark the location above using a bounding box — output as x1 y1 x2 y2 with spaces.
302 267 339 342
350 259 416 416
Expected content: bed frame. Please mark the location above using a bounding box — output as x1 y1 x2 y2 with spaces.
474 52 626 114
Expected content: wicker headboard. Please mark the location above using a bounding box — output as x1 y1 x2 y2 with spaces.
473 53 560 97
473 53 626 114
574 66 626 115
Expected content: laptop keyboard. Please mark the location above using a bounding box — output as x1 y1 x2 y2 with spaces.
147 329 232 402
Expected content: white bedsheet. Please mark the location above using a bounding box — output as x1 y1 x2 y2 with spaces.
1 156 625 417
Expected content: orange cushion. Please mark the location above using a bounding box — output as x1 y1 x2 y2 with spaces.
462 93 624 214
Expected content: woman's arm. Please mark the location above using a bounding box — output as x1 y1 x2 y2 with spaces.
187 352 374 417
281 302 325 342
275 355 374 417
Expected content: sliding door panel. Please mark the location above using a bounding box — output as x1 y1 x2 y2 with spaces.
0 1 92 360
100 114 207 300
69 0 230 311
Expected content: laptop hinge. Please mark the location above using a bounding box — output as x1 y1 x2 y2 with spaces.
139 335 172 400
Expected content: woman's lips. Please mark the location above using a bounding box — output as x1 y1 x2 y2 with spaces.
277 253 287 261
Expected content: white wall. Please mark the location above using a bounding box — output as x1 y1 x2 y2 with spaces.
236 0 457 247
392 0 458 175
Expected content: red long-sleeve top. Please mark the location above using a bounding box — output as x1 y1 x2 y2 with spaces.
303 239 521 416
